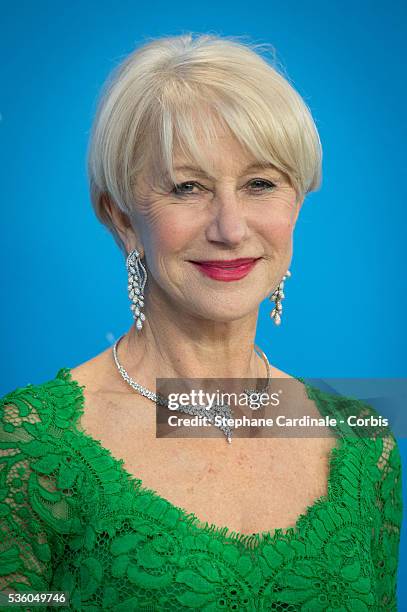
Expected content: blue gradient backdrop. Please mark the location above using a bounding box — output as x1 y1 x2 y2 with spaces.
1 0 406 602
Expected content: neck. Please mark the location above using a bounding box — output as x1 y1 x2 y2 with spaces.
117 288 268 386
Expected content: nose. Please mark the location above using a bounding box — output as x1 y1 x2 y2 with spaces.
205 191 249 246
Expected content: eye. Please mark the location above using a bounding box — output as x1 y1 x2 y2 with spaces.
171 181 202 196
170 178 276 197
247 178 276 192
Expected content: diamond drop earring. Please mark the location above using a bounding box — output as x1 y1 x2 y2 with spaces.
269 270 291 325
127 249 147 331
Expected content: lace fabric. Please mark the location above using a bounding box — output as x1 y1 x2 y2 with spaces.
0 368 403 611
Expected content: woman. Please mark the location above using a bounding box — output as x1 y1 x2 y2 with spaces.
0 33 402 610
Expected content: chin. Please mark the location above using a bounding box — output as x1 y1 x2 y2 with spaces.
190 299 260 323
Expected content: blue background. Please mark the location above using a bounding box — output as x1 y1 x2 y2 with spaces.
1 0 406 601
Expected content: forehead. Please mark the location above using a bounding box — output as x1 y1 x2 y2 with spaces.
172 161 280 180
172 131 259 177
140 105 287 189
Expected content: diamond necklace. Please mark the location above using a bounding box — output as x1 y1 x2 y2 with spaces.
112 333 272 444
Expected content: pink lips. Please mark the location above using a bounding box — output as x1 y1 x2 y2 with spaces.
189 258 260 281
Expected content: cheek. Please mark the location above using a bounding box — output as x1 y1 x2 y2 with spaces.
140 207 199 258
258 205 296 247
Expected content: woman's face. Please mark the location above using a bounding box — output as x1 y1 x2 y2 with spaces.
129 125 302 323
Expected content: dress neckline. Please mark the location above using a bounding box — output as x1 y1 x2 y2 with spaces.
54 366 353 551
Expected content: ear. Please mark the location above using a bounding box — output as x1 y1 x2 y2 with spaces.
293 197 304 224
101 194 142 255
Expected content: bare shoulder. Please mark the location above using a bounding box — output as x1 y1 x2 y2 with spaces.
269 364 311 406
69 346 117 394
270 365 295 379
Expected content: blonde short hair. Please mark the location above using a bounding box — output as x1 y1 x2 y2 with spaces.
87 33 322 256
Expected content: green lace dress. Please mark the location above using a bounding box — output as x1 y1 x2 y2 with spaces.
0 368 403 611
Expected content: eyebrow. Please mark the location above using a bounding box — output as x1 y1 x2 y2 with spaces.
173 162 278 178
